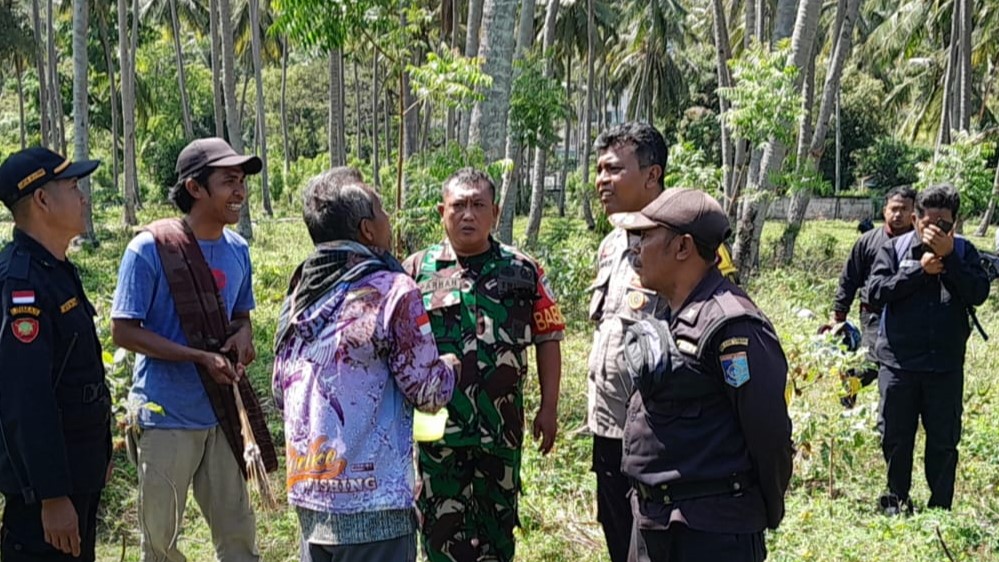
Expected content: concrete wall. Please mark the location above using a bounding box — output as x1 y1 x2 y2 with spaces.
767 197 876 221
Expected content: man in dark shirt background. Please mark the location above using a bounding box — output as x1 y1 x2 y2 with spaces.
867 183 990 515
832 186 915 407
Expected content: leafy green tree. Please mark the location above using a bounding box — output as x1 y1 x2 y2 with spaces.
916 132 995 216
853 137 930 191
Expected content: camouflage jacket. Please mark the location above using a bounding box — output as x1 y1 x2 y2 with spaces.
403 238 565 450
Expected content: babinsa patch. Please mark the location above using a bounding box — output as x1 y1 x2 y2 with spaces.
721 352 750 388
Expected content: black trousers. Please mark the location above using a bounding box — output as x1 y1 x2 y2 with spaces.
628 523 766 562
592 435 632 562
300 533 416 562
878 366 963 509
1 491 101 561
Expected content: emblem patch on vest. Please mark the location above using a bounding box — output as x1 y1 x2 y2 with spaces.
12 318 39 344
721 352 750 387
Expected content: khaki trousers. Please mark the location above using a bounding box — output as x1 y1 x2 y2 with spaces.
136 426 260 562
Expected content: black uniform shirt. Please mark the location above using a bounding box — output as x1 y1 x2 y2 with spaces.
868 233 990 372
834 225 895 315
0 229 111 503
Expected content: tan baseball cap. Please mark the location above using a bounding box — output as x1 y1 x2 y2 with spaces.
610 188 731 249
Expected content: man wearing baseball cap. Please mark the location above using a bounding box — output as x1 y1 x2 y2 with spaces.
0 147 112 560
111 138 265 561
613 188 793 561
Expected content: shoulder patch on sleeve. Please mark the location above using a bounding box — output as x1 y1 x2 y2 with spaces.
719 337 749 352
721 352 751 388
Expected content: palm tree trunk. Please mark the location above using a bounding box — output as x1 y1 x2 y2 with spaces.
957 0 972 132
497 0 537 243
523 0 559 243
31 0 50 147
169 0 194 139
280 37 290 192
579 0 596 229
459 0 485 146
249 0 271 216
937 6 960 152
328 50 346 166
558 46 572 218
354 56 362 157
209 0 225 137
733 0 823 276
72 0 95 240
745 0 757 46
372 53 381 187
713 0 735 207
118 0 138 225
468 0 517 161
48 0 67 153
96 5 120 195
218 0 252 239
975 158 999 237
15 57 26 150
779 0 861 265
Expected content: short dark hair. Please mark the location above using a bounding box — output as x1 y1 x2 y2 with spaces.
593 122 669 188
325 166 364 186
302 170 376 244
916 183 960 217
442 167 496 202
169 167 215 213
885 185 916 205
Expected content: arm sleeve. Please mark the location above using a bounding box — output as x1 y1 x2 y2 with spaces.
531 265 566 344
940 242 991 307
866 240 928 309
833 238 867 313
0 281 72 501
385 281 455 413
110 240 158 321
717 320 793 530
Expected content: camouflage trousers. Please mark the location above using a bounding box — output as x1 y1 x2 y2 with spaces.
417 444 522 562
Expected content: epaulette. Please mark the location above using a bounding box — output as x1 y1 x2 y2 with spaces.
0 246 31 282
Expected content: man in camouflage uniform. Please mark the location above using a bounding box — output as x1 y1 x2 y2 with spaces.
403 168 564 562
588 122 670 562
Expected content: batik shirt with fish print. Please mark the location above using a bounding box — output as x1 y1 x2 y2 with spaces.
272 269 455 514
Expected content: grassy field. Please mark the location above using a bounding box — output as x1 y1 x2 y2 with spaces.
2 208 998 561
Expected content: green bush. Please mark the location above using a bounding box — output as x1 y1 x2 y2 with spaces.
853 137 930 191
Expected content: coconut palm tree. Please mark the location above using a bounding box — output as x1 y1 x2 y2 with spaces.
0 2 34 149
72 0 96 239
467 0 518 161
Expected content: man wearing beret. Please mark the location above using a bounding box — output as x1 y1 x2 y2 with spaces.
0 147 112 560
614 188 793 561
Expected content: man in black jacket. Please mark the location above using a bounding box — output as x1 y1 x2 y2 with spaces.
833 186 915 406
867 183 990 514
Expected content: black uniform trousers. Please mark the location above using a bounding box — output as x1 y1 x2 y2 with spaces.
628 523 766 562
878 365 963 509
592 435 632 562
1 491 102 561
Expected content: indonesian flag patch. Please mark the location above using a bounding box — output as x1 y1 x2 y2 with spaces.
417 313 432 336
12 318 39 343
11 291 35 305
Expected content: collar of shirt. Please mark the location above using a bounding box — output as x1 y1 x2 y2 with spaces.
12 228 66 271
434 236 501 266
671 268 725 327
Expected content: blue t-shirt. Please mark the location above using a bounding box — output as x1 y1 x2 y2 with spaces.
111 229 256 429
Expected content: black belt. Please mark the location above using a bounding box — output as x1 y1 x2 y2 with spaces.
55 382 109 405
634 472 754 505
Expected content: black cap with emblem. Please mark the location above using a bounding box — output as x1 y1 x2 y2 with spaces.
0 147 100 210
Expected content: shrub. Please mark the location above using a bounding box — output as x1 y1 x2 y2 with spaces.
853 137 930 191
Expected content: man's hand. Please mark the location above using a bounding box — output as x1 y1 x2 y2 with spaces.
220 324 255 367
41 497 80 557
921 252 944 275
440 353 461 378
922 224 955 257
199 351 239 385
831 310 847 323
532 406 558 455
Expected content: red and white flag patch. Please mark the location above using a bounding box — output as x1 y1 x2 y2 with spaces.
11 291 35 305
417 313 433 336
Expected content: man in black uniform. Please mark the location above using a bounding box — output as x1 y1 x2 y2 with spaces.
867 183 989 515
613 188 793 562
0 147 112 560
832 186 915 407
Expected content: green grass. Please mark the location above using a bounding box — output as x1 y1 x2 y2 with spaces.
2 208 998 561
